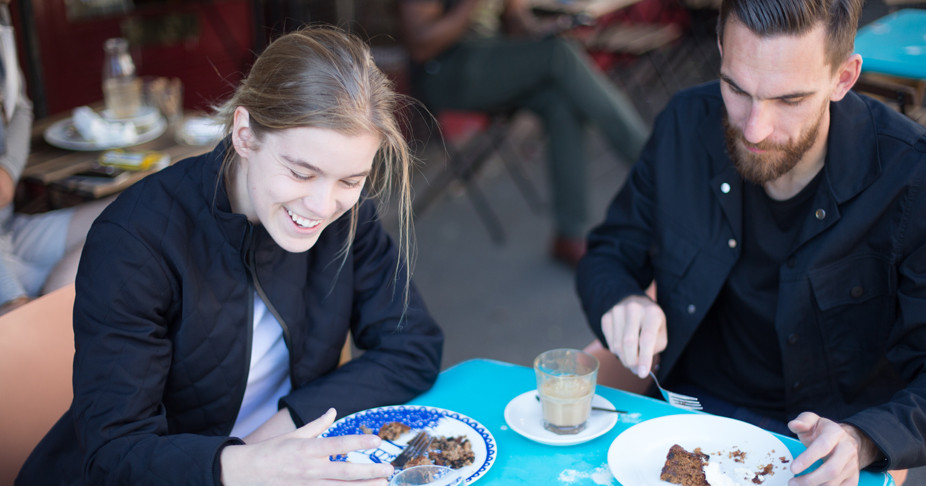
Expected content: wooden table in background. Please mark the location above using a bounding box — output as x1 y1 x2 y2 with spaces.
531 0 642 18
15 111 213 214
530 0 684 57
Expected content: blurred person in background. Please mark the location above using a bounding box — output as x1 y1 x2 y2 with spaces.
0 0 109 315
398 0 649 266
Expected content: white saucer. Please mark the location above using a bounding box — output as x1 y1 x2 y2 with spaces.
504 390 619 446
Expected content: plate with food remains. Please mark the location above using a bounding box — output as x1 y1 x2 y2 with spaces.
43 116 167 151
322 405 496 484
607 414 794 485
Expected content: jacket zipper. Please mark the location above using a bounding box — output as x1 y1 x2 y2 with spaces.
245 229 296 387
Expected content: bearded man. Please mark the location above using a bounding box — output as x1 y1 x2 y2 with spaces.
576 0 926 484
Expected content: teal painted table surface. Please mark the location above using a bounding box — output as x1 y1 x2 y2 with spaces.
855 9 926 80
407 359 892 485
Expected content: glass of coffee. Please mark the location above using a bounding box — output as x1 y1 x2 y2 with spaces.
534 348 599 435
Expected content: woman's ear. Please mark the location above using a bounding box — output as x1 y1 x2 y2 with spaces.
231 106 254 158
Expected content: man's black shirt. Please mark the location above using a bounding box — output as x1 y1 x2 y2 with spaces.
674 170 825 421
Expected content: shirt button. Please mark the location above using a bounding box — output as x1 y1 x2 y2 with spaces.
687 304 696 314
787 333 799 345
815 208 826 220
850 286 864 299
720 182 731 194
786 257 797 268
792 381 803 391
728 238 737 249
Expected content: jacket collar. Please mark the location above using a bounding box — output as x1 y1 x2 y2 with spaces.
200 138 254 253
700 84 881 201
697 83 745 240
821 90 881 204
698 83 881 245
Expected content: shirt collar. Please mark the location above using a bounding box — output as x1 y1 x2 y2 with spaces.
699 83 881 204
200 137 254 252
822 90 881 204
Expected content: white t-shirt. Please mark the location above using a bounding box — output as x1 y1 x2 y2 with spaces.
230 292 292 438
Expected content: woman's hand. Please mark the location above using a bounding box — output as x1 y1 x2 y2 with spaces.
221 408 394 485
244 409 299 444
787 412 880 486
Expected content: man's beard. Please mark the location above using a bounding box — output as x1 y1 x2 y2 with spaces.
722 106 824 185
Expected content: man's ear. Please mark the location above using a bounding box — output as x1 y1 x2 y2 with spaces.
831 53 862 102
231 106 254 158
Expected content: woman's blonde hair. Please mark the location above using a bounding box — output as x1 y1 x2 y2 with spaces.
215 25 415 311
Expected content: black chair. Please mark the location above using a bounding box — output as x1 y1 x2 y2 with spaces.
412 109 545 244
853 75 925 125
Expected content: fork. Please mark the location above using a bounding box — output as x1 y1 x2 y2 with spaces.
390 431 432 469
650 370 702 410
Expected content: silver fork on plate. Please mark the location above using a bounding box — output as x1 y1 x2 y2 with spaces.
650 370 702 410
390 431 432 469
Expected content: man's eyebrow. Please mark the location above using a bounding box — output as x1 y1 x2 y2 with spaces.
283 155 371 178
719 73 815 100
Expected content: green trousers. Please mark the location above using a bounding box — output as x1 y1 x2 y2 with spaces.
414 36 649 238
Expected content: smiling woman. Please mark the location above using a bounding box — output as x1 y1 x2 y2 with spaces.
17 26 444 486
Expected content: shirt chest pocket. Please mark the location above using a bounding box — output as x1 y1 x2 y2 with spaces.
808 255 895 358
809 255 893 310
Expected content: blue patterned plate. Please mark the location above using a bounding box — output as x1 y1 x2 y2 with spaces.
322 405 496 484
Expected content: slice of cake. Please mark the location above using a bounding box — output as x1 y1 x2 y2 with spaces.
660 444 710 486
377 421 411 440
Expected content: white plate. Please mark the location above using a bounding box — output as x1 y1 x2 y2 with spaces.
607 414 794 485
43 116 167 151
503 390 618 446
322 405 496 484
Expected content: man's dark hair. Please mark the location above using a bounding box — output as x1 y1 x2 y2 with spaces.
718 0 863 70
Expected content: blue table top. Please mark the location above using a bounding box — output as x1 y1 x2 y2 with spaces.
408 359 892 485
855 9 926 80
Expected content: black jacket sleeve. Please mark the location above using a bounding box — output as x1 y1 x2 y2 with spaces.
72 220 240 485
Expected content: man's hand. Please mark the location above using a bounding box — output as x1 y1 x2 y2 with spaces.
600 294 667 378
787 412 881 486
221 408 393 486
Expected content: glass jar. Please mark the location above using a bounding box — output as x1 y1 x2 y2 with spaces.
102 37 141 119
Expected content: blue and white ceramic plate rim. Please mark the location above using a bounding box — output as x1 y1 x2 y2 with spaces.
322 405 496 484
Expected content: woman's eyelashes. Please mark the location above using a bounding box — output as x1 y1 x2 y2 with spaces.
341 178 364 188
289 168 311 180
288 167 363 189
